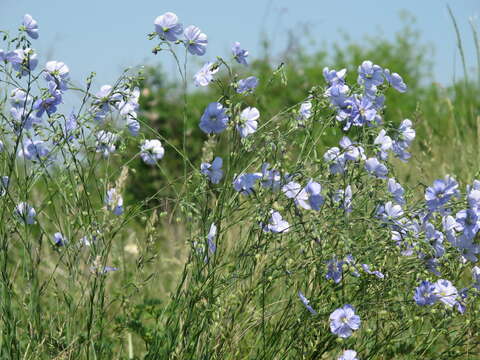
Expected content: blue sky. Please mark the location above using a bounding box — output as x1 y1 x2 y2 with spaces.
0 1 478 87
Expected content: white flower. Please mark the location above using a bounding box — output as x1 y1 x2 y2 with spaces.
263 210 289 233
118 87 140 117
193 62 218 87
15 202 36 224
236 107 259 138
105 188 124 216
95 131 117 158
433 279 458 307
140 139 164 165
298 101 312 121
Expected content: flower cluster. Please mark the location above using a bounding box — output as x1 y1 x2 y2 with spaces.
154 12 207 56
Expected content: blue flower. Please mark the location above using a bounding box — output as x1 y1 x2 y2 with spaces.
33 93 62 118
298 291 317 315
184 25 207 56
91 85 117 122
344 255 360 277
377 201 404 223
387 178 405 205
54 232 67 246
18 139 50 161
282 182 302 199
442 215 459 243
282 180 324 211
336 96 378 131
22 14 39 39
302 180 325 210
384 69 407 92
455 209 480 239
324 147 346 174
207 223 217 255
333 185 353 213
467 182 480 210
118 87 140 117
232 42 248 65
233 173 262 195
425 175 459 212
326 258 344 283
472 266 480 290
101 266 118 274
424 222 445 258
60 110 77 141
425 258 441 276
298 101 312 121
323 67 347 85
10 88 31 107
365 157 388 179
392 119 415 161
329 304 361 338
200 224 217 263
154 12 183 41
127 118 140 136
199 102 229 134
260 163 283 190
45 61 70 91
414 280 437 306
6 48 38 76
339 136 366 162
452 235 480 263
10 106 39 131
325 83 349 108
398 120 415 143
201 157 223 184
338 350 359 360
236 107 259 138
263 210 290 233
358 60 384 90
91 265 118 275
194 62 218 87
361 264 384 279
374 129 393 160
236 76 258 94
